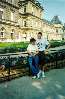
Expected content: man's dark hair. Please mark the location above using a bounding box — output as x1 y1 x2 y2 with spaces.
30 38 36 43
38 32 42 35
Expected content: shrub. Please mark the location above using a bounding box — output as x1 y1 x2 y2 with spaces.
50 40 65 48
0 42 29 54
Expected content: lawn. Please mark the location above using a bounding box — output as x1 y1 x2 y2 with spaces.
0 42 29 48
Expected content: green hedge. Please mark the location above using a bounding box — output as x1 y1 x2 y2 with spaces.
0 42 29 54
0 40 65 54
50 40 65 48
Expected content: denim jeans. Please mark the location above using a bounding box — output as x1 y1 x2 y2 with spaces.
28 55 39 76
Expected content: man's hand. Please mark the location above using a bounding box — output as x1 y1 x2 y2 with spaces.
44 49 48 55
32 51 39 56
27 50 39 56
35 51 39 55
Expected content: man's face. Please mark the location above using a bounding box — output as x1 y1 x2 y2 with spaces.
37 34 42 39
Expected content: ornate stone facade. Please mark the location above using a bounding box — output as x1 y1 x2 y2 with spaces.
0 0 63 42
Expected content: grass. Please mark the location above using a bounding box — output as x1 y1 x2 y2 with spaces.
0 42 29 53
0 42 29 49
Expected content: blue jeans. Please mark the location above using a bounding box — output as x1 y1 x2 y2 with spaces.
28 55 39 76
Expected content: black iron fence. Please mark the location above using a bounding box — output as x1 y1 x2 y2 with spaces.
0 49 65 82
44 49 65 70
0 52 28 82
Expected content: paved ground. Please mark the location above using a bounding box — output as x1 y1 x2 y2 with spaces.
0 68 65 99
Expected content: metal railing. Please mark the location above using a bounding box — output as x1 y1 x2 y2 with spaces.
45 49 65 70
0 49 65 82
0 52 28 81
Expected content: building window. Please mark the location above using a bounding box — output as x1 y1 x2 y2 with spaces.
11 12 14 21
56 29 58 33
11 0 14 4
23 33 27 39
23 21 27 27
1 32 4 38
11 29 14 39
0 27 5 38
0 11 3 19
11 33 14 39
32 6 34 15
30 20 34 27
19 6 26 14
0 8 3 19
24 6 26 13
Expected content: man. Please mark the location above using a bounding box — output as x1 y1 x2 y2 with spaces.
36 32 50 78
27 38 41 79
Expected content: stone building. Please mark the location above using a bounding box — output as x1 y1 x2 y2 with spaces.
18 0 44 41
0 0 63 42
50 16 64 40
0 0 20 42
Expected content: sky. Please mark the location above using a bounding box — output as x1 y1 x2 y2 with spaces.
38 0 65 23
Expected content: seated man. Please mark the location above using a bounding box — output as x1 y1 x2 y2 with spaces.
27 38 41 79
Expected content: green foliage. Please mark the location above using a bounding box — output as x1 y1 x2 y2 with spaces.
50 40 65 48
0 40 65 54
0 42 29 48
0 42 29 54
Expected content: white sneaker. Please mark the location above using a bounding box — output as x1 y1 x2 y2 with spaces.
32 76 37 79
41 71 45 78
37 70 42 78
